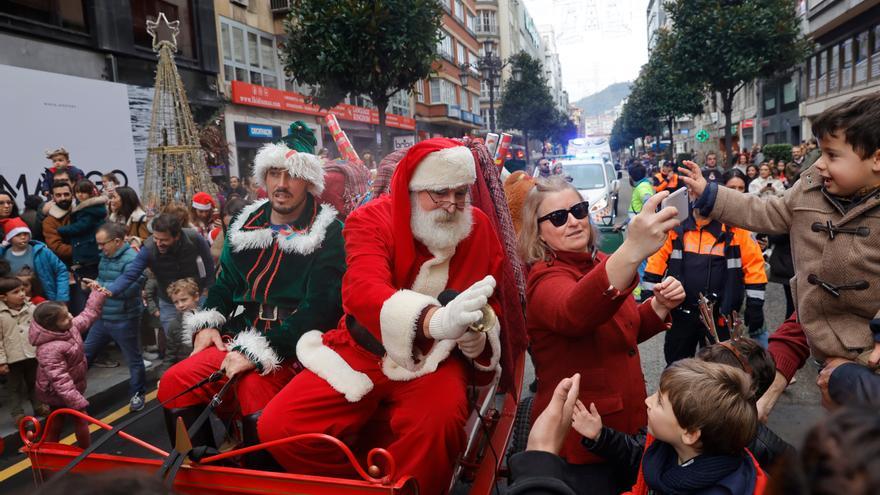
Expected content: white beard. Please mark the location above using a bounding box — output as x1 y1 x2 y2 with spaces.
410 193 474 251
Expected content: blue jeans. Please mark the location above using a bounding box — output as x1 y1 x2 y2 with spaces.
84 317 146 397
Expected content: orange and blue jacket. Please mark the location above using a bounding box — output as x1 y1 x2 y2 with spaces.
652 172 681 193
644 216 767 330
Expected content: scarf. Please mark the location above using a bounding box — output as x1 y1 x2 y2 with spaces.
642 441 743 494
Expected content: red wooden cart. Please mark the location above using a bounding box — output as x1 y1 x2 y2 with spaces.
21 354 526 494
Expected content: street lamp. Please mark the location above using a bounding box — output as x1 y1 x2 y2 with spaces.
459 50 520 133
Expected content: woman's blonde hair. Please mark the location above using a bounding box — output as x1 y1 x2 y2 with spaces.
518 176 599 264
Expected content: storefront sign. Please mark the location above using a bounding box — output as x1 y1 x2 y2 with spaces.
741 119 754 129
231 81 416 131
394 135 416 150
447 104 461 120
460 111 473 123
247 124 276 138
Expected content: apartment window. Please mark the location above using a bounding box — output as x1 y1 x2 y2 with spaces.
0 0 89 32
416 80 425 103
817 50 826 96
437 30 453 60
220 18 280 88
763 83 777 115
828 44 839 93
841 38 853 89
872 26 880 80
133 0 196 59
855 30 869 84
454 0 464 22
457 42 466 64
477 10 496 34
472 94 480 112
782 77 797 111
390 90 411 116
808 55 816 97
429 78 456 105
467 13 476 33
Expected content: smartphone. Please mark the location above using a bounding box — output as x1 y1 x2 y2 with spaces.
660 187 689 222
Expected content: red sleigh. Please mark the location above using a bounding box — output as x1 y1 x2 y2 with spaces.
20 354 526 494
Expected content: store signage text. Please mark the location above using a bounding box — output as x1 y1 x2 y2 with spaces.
231 81 416 131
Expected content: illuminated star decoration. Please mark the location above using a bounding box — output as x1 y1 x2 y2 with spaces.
146 12 180 52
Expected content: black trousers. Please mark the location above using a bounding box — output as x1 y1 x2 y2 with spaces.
664 309 730 366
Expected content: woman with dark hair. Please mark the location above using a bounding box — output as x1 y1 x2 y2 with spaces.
0 191 21 238
109 186 150 245
745 164 759 189
518 176 684 493
721 168 749 193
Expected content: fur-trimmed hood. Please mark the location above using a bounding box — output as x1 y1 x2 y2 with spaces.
71 195 108 213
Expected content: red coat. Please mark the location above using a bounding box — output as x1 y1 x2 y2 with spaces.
526 250 669 464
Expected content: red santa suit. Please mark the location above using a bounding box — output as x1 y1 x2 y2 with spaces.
258 139 504 494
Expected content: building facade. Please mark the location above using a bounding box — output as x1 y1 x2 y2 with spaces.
540 27 568 113
800 0 880 140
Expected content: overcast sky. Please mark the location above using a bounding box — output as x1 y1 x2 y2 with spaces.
523 0 648 102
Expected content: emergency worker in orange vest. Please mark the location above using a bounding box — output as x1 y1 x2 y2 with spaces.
643 200 767 365
652 160 682 193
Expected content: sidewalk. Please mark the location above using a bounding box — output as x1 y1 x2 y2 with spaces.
0 347 162 457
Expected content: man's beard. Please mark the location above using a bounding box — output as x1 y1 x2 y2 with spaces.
270 189 307 215
56 200 72 210
410 193 474 251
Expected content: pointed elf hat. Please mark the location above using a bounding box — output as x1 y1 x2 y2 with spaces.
253 121 324 195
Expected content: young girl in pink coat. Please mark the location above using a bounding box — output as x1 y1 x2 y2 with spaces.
29 284 107 447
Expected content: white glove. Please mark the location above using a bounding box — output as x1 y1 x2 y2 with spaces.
428 275 496 341
457 331 487 358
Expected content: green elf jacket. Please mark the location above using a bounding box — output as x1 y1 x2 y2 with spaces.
183 195 346 373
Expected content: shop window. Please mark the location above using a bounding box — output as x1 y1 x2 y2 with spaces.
0 0 89 32
219 17 282 89
132 0 196 60
841 38 853 89
855 30 869 84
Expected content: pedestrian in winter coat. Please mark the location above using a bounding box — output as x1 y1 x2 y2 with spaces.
519 177 684 494
88 222 147 411
41 181 74 265
108 186 150 246
0 221 70 302
0 277 49 424
29 287 107 448
58 180 107 267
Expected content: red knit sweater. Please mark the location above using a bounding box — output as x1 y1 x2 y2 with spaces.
767 312 810 381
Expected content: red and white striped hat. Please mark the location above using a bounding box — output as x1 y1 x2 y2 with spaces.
3 217 31 243
191 192 215 211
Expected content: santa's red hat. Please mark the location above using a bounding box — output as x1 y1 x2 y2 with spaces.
388 138 476 286
191 192 215 211
3 217 31 243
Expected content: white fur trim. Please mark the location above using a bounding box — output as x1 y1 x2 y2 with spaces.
253 142 324 195
470 319 501 372
230 329 281 375
408 146 476 191
192 201 212 211
227 199 337 255
379 290 439 370
4 226 30 242
182 308 226 343
410 247 454 297
296 330 374 402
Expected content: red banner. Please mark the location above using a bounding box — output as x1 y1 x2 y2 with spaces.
230 81 416 131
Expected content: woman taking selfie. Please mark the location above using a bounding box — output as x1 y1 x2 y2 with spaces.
519 176 685 493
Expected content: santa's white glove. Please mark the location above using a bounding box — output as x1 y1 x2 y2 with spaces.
428 275 496 341
457 331 487 358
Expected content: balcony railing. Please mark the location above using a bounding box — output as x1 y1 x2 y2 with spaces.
474 24 498 35
270 0 291 13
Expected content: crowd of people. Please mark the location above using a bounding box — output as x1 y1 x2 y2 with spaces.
0 93 878 495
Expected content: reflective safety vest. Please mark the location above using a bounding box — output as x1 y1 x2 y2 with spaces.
644 217 767 316
653 172 680 192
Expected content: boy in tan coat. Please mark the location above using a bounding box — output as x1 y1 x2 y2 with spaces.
679 93 880 372
0 277 49 424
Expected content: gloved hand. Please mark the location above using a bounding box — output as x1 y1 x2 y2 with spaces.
745 302 764 333
457 331 488 358
428 275 496 341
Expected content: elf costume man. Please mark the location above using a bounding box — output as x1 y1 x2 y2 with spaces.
258 138 504 494
157 122 346 463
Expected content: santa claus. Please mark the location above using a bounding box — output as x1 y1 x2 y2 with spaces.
257 138 504 494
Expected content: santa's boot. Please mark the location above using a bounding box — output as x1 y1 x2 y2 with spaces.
163 406 216 453
241 411 283 471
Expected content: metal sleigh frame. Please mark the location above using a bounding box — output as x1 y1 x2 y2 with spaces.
21 354 525 494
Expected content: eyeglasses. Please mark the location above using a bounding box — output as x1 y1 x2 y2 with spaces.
538 201 590 227
426 188 471 209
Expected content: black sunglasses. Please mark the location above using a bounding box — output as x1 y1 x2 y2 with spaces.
538 201 590 227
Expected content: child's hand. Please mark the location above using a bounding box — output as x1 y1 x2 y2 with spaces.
572 400 603 441
0 364 9 375
868 342 880 369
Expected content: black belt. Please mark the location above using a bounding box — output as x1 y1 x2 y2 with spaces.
245 303 297 322
346 314 386 358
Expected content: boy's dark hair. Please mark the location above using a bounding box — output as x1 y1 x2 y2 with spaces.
33 301 68 330
74 179 98 196
97 221 126 240
25 194 44 211
659 359 757 456
696 337 776 400
0 259 10 277
16 266 43 296
53 170 71 182
812 93 880 159
151 213 183 237
0 277 23 295
51 181 72 194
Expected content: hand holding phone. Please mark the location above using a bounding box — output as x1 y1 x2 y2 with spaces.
660 187 689 223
